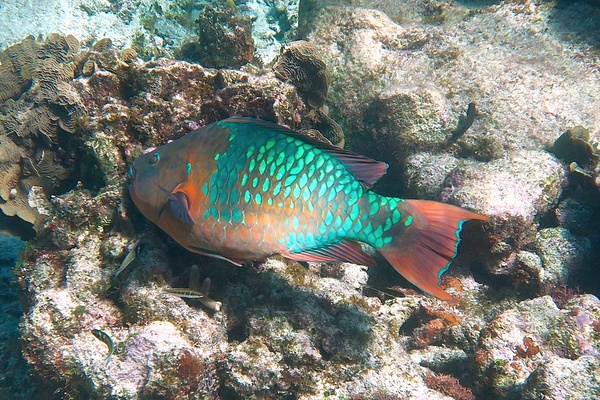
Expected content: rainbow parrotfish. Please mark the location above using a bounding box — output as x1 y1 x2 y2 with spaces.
129 118 488 300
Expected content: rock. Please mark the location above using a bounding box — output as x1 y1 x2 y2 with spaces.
534 228 593 293
555 197 599 236
405 150 566 238
473 295 600 398
522 355 600 400
364 86 452 154
404 152 461 200
303 3 600 172
448 151 566 225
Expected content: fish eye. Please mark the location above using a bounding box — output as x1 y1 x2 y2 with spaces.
149 152 160 165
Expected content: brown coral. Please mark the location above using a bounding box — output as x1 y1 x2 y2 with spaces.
299 108 345 147
0 135 23 202
81 60 96 77
119 48 138 63
273 40 329 108
38 33 80 63
91 38 113 52
36 57 76 100
0 136 45 229
0 34 87 231
0 36 39 102
17 105 59 145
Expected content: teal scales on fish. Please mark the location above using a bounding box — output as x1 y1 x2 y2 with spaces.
129 118 488 300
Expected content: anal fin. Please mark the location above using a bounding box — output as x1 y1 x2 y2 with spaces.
283 240 376 266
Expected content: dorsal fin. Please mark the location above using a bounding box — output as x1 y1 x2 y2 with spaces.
219 117 388 189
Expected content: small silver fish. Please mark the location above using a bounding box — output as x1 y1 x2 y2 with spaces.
164 266 222 312
163 288 205 298
113 246 138 278
91 329 115 366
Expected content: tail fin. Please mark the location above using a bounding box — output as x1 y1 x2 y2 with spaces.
377 200 488 300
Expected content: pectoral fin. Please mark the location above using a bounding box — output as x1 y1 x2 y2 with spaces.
157 185 194 226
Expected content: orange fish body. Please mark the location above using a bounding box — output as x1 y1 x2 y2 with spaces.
130 118 487 299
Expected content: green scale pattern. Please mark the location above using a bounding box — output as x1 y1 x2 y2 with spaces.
201 121 406 252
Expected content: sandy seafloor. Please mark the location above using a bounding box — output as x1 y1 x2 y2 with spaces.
0 0 599 399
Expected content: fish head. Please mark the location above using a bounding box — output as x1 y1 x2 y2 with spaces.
129 142 191 225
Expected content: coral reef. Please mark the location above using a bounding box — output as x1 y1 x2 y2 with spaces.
0 0 301 66
3 0 600 399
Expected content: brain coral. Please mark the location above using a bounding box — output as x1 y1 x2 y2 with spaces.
0 36 39 102
0 34 93 231
273 40 329 108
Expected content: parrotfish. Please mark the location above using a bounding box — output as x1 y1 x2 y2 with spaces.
129 118 487 300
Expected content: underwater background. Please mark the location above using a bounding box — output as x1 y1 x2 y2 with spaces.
0 0 599 399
